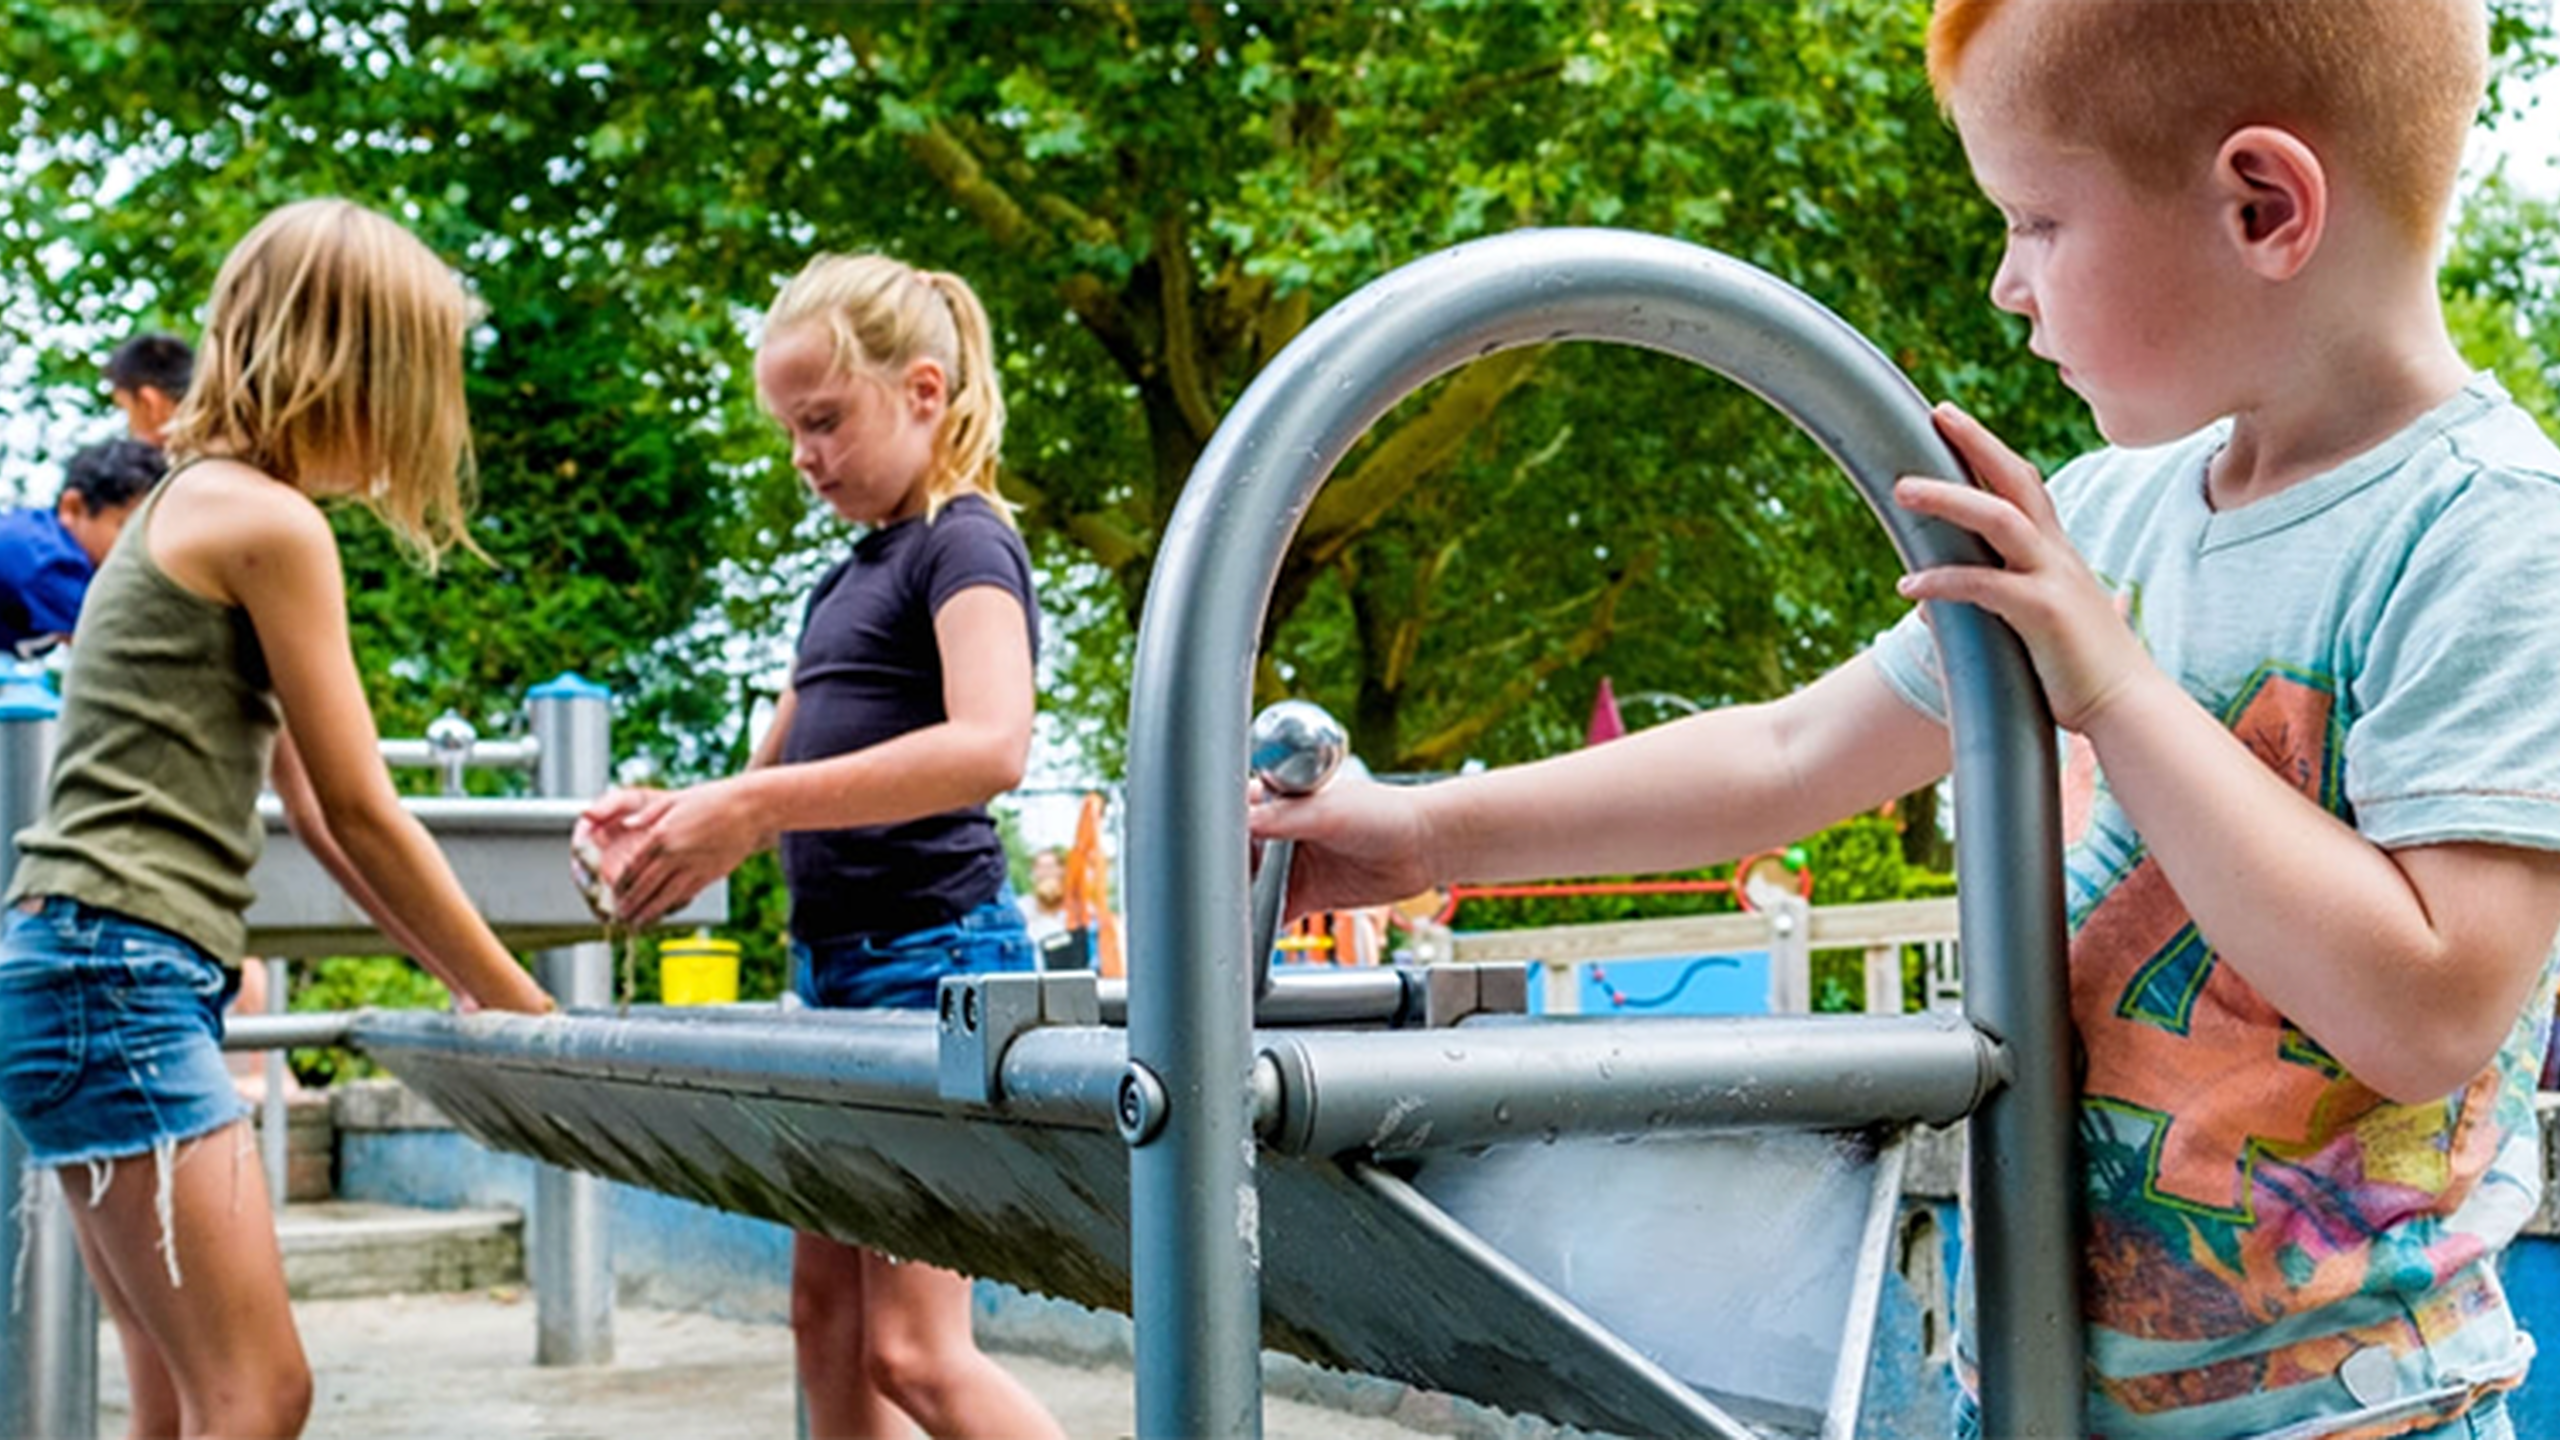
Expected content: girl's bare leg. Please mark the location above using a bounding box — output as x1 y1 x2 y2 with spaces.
63 1123 311 1439
855 1250 1063 1440
67 1214 181 1439
794 1231 907 1438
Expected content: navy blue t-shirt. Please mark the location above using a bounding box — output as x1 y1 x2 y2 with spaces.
781 496 1039 944
0 506 96 656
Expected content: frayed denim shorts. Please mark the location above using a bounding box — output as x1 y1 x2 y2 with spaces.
791 887 1035 1013
0 896 247 1167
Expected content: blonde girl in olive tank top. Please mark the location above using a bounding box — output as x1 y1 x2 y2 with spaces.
0 198 553 1440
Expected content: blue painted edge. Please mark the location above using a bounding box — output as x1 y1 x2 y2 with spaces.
0 680 61 719
526 671 611 700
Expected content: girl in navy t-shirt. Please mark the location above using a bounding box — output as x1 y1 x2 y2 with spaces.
584 254 1059 1440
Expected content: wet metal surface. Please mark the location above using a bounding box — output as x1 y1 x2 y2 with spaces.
362 1007 1897 1438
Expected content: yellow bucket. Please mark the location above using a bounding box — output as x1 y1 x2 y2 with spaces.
659 932 741 1006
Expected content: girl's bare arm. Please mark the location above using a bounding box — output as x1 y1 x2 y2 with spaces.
160 463 553 1014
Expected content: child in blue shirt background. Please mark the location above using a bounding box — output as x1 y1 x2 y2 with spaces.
0 436 162 658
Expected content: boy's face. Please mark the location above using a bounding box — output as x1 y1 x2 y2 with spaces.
111 384 178 446
55 494 135 567
1950 73 2245 446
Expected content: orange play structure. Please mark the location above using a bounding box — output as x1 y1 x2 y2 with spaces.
1062 791 1124 976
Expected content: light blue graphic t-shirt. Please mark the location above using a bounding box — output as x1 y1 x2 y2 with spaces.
1871 375 2560 1439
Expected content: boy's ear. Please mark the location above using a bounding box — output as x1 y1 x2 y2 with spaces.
2216 125 2326 280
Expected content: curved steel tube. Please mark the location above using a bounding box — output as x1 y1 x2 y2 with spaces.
1125 228 2075 1438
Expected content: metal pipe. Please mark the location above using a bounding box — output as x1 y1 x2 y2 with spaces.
224 1011 362 1051
259 794 610 833
1259 1012 1998 1157
0 672 97 1440
528 673 616 1368
1824 1136 1914 1440
356 1009 948 1109
1124 228 2074 1437
1096 969 1421 1029
259 956 290 1212
377 737 542 772
350 1009 1133 1138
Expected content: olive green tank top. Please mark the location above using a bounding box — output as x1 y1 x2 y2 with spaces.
6 479 282 963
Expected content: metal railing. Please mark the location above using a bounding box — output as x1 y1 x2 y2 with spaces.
1120 228 2075 1438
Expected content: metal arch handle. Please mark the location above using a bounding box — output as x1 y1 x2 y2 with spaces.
1122 227 2076 1440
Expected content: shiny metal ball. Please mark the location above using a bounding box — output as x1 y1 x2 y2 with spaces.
1249 700 1347 797
424 711 479 759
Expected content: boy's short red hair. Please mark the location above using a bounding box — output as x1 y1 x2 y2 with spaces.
1927 0 2486 249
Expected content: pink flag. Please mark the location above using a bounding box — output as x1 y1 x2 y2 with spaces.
1586 675 1626 746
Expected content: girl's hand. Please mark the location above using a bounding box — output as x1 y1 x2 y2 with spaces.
609 777 767 928
1893 402 2157 733
572 788 664 922
1247 766 1434 919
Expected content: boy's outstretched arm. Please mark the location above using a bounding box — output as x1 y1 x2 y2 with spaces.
1250 656 1950 919
1897 404 2560 1103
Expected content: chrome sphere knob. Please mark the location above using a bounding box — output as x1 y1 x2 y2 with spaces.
1249 700 1347 798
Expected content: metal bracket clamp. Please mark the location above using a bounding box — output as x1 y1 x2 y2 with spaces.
1421 963 1531 1028
1116 1063 1169 1147
937 971 1102 1105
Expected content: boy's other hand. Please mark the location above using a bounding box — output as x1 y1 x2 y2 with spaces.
1893 402 2155 733
1248 766 1434 920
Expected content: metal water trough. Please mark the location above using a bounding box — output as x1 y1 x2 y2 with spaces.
359 989 1992 1438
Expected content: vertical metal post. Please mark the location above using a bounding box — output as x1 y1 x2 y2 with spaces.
0 668 100 1440
1768 896 1813 1014
527 672 616 1366
261 956 290 1211
1863 943 1905 1016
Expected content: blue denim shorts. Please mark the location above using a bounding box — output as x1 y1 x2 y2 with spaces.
0 897 247 1167
791 889 1036 1012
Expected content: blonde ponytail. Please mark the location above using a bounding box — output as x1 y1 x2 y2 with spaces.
766 255 1013 526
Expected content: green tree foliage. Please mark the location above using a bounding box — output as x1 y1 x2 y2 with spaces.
0 1 2054 770
1 1 2551 953
2445 174 2560 423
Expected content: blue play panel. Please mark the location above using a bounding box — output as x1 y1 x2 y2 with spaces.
2500 1234 2560 1433
1527 950 1773 1017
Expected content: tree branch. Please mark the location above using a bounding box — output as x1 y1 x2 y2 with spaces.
1399 549 1651 770
1449 58 1568 108
1153 208 1222 442
899 123 1045 254
1297 347 1543 570
1001 466 1149 571
899 118 1141 376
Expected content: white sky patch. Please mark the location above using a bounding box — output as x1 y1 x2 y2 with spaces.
2470 57 2560 195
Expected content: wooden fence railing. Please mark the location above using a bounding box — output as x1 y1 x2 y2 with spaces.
1415 896 1964 1015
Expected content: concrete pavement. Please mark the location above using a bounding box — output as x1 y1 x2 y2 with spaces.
92 1289 1476 1440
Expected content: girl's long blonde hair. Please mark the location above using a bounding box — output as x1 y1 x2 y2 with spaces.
165 197 479 567
765 253 1011 526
